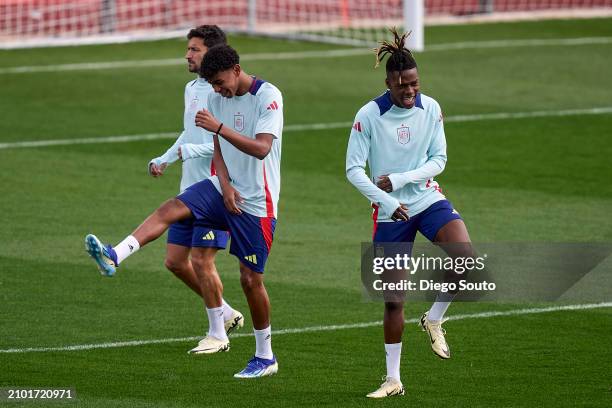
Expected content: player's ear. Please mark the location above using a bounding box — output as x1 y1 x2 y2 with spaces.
233 64 242 77
385 76 390 89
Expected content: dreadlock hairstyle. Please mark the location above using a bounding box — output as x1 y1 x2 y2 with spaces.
374 28 417 84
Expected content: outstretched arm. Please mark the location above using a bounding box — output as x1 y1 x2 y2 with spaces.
178 142 214 161
148 131 185 177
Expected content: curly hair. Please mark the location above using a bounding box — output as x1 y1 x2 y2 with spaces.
199 44 240 80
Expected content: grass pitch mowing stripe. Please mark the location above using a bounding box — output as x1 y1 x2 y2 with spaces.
1 36 611 74
2 308 609 407
2 302 609 354
1 106 611 150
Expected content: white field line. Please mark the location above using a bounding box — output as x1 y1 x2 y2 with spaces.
442 106 612 122
425 36 612 51
1 36 611 74
1 302 610 354
1 106 612 151
0 132 177 150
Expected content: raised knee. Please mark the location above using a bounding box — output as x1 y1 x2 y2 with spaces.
155 199 182 222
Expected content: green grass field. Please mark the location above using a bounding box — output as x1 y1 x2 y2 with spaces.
1 17 611 407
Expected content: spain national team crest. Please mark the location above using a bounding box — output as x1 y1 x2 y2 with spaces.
397 126 410 144
234 113 245 131
189 97 198 112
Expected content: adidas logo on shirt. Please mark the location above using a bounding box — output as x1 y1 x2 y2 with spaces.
266 101 279 110
244 254 258 264
352 122 362 132
202 231 216 240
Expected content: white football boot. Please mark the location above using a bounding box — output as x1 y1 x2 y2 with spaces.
188 335 230 354
224 310 244 336
419 312 450 359
366 376 405 398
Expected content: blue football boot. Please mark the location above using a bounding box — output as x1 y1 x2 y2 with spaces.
85 234 118 277
234 355 278 378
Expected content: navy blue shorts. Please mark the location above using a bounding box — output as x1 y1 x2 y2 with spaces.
176 179 276 273
373 200 462 243
167 218 229 249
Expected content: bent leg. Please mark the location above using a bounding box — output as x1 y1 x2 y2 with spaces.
419 210 475 359
132 198 192 246
94 198 193 269
191 247 223 308
435 218 472 247
425 218 476 352
192 247 228 341
434 218 476 289
165 244 201 297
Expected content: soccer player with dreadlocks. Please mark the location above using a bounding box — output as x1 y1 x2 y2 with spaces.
346 28 476 398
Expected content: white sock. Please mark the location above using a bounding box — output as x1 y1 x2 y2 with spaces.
221 299 235 321
254 326 273 360
206 306 227 341
428 292 456 321
385 342 402 381
114 235 140 264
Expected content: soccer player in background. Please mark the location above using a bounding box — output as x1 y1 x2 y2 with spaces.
148 25 244 346
346 29 476 398
85 44 283 378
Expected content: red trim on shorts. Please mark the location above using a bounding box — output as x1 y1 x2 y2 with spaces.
372 204 379 239
263 164 275 218
260 217 274 252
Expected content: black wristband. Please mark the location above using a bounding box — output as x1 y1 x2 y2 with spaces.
216 123 224 136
